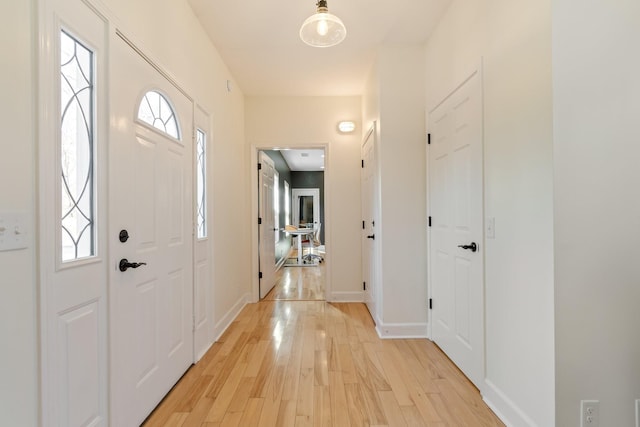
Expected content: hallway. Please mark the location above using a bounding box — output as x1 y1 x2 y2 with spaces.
142 301 503 426
264 262 326 301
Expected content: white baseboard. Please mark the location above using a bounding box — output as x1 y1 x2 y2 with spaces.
194 342 213 363
482 379 537 427
212 292 251 342
329 291 364 302
375 322 429 339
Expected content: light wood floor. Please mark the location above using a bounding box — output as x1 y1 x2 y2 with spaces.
143 301 504 427
264 264 325 301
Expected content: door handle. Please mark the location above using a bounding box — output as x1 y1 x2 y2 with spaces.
457 242 478 252
119 258 147 272
367 235 375 240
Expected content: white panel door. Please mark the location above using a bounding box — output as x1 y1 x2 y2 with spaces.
39 1 108 425
429 71 484 387
361 124 378 320
110 36 194 426
259 151 276 298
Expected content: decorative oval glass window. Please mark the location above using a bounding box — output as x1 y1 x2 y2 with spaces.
137 90 180 139
60 30 96 262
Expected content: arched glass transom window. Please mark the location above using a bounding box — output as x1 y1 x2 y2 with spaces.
137 90 180 139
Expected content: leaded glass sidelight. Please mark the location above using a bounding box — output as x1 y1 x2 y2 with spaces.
196 129 207 238
137 90 180 139
60 30 95 262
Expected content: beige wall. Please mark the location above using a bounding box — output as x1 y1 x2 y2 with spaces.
362 46 429 330
245 96 363 300
553 1 640 425
424 0 555 425
0 1 38 425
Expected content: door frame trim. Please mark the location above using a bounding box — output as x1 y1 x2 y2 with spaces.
250 144 332 303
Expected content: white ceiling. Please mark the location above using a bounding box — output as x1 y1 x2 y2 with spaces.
279 149 325 172
187 0 452 96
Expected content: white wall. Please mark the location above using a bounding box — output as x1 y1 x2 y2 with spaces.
553 1 640 425
362 46 429 331
0 1 38 425
423 0 555 425
245 96 362 300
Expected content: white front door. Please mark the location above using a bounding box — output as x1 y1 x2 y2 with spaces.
361 124 378 320
429 70 484 387
259 151 276 298
109 35 194 426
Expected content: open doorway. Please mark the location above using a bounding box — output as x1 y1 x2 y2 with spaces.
257 148 326 301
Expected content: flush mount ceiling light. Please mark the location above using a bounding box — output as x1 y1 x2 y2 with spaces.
337 121 356 133
300 0 346 48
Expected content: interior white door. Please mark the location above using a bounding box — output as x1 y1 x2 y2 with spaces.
259 151 276 298
193 105 213 362
361 125 378 320
429 70 484 387
110 35 194 426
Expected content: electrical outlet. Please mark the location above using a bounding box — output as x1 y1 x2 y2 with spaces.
581 400 599 427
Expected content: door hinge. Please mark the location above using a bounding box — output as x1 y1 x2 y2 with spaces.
429 298 433 310
258 163 262 170
427 133 431 145
361 159 364 168
258 217 262 225
428 216 432 227
362 220 365 230
363 281 366 291
259 271 263 279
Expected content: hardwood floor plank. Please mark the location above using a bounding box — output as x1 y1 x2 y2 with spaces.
159 412 189 427
227 376 256 413
296 367 315 421
378 345 413 406
328 371 350 426
313 385 331 427
378 391 408 427
179 397 214 427
337 343 357 384
204 362 248 423
275 400 297 427
238 398 264 426
314 350 329 386
219 410 243 427
344 383 368 426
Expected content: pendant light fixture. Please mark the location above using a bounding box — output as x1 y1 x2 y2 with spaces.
300 0 346 48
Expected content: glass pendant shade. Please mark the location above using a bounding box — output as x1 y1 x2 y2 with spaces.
300 2 346 48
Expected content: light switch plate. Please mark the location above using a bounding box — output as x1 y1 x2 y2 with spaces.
0 212 29 252
486 217 495 239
